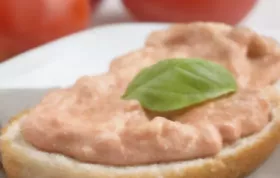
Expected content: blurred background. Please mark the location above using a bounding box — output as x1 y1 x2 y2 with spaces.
0 0 279 64
93 0 278 28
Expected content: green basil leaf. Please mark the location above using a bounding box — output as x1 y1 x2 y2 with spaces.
122 58 237 112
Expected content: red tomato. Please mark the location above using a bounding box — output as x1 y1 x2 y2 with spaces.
123 0 257 25
0 0 92 62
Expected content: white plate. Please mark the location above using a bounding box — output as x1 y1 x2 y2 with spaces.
0 23 280 88
1 23 280 178
0 23 170 88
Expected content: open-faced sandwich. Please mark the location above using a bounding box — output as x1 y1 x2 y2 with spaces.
2 22 280 178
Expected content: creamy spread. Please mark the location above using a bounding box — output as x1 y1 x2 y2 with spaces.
21 23 280 166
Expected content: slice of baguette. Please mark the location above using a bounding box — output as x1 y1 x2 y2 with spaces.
1 104 280 178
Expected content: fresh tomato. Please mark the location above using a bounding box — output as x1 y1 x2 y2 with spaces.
0 0 92 62
123 0 257 25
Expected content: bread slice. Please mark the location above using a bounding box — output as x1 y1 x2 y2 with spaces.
2 21 280 178
1 102 280 178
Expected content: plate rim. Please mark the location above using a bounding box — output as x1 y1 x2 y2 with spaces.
0 22 279 86
0 23 169 84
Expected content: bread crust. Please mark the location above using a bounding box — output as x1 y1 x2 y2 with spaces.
1 108 280 178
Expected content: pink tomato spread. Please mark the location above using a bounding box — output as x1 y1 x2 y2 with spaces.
21 23 280 166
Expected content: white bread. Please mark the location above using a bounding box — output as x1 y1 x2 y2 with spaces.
1 103 280 178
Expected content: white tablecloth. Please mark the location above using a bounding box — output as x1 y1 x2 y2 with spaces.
92 0 280 29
